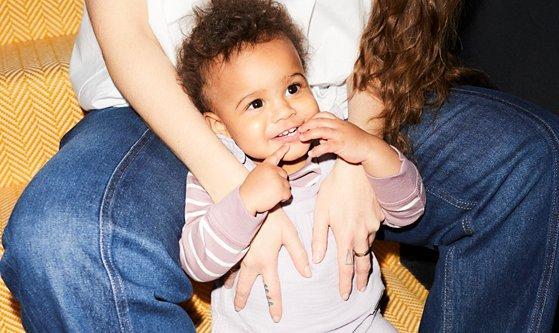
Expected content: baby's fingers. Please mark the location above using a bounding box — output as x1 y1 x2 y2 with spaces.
299 127 337 142
298 116 338 133
265 144 290 166
298 112 338 133
308 142 337 158
262 268 283 322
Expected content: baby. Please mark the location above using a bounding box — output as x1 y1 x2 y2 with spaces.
177 0 425 331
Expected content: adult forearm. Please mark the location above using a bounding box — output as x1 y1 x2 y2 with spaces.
347 81 384 136
86 0 247 201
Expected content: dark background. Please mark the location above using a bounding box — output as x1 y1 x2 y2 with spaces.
458 0 559 112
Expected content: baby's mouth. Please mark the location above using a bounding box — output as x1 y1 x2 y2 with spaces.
275 126 299 138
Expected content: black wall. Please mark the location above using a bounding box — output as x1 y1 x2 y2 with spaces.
458 0 559 112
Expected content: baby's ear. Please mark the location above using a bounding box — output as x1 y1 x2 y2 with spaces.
204 112 230 137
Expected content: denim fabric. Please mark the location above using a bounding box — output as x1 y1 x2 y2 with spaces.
382 86 559 332
0 107 194 332
1 86 558 332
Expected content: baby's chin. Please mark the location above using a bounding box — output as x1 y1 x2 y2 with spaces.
245 142 310 162
282 142 311 161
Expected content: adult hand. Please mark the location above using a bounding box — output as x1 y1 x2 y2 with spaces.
312 159 384 299
224 209 310 322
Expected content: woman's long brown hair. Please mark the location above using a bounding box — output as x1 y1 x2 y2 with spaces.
353 0 489 153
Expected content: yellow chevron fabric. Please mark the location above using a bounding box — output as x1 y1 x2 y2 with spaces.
0 1 427 331
0 0 84 46
0 35 84 187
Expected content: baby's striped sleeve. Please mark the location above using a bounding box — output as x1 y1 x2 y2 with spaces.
179 173 266 282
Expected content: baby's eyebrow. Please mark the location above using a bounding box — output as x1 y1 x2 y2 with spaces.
235 91 258 110
288 72 307 81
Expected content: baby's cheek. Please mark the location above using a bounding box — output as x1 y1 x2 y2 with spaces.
232 125 271 159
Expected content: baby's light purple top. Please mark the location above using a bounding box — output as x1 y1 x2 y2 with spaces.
179 137 425 331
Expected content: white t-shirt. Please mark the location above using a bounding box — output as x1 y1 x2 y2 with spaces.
69 0 371 117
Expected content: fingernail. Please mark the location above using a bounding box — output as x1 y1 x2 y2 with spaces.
313 252 321 264
304 265 312 278
235 306 241 312
342 293 349 301
359 286 366 292
273 316 280 323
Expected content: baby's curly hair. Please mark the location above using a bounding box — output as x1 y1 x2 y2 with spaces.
177 0 307 114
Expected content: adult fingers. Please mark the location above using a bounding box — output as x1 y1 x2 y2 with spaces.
234 263 259 311
312 189 330 264
223 267 239 289
264 144 290 166
368 232 376 247
353 235 372 292
283 217 312 278
336 238 355 300
262 268 283 322
311 214 329 264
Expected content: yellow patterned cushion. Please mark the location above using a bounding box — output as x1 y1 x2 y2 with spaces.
0 35 84 187
0 0 83 46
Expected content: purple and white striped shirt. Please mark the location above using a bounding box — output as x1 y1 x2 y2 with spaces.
179 139 425 282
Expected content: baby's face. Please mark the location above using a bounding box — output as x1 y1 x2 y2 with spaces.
204 37 319 163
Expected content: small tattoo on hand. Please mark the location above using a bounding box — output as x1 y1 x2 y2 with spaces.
345 249 353 265
264 283 273 306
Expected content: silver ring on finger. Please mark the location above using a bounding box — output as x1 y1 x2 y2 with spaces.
353 247 372 257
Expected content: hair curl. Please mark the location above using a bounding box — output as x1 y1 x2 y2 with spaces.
353 0 490 154
177 0 307 114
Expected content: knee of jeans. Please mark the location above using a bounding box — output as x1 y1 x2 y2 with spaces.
2 196 99 289
483 105 559 172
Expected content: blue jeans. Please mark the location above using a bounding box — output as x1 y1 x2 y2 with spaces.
1 107 195 332
1 86 558 332
382 86 559 332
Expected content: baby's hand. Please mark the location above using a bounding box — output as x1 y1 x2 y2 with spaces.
239 145 292 215
298 112 375 164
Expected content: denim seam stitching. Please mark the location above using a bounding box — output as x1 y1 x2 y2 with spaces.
460 217 474 236
426 187 476 210
454 88 559 332
442 246 454 333
98 128 152 333
522 119 559 333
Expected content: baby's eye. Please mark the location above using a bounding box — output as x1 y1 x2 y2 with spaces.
286 84 300 95
248 99 263 110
